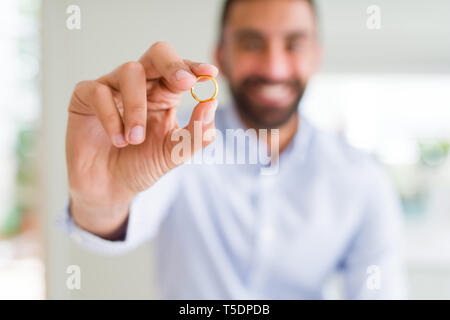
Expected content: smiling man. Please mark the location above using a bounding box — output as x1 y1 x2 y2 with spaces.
63 0 406 299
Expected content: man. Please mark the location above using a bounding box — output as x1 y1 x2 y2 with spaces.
63 0 406 299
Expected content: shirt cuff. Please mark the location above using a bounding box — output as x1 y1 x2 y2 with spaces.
57 201 139 256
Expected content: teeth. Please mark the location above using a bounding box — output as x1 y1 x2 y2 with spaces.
258 84 290 99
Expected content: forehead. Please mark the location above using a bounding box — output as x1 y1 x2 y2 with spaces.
226 0 316 36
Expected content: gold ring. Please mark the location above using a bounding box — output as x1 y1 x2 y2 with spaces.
191 75 218 103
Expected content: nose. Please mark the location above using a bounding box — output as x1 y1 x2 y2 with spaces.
259 42 292 81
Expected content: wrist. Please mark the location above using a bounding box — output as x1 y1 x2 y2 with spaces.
69 192 132 239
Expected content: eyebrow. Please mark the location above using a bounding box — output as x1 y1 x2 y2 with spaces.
234 29 311 41
285 31 310 40
234 29 265 41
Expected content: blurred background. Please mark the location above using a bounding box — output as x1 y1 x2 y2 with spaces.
0 0 449 299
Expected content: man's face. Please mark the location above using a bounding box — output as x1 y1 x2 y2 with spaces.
216 0 320 128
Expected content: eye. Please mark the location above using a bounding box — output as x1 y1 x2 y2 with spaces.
287 39 303 52
240 38 264 51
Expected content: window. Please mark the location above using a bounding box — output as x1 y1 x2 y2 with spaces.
0 0 43 299
304 74 450 298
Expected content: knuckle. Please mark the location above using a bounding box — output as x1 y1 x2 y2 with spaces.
70 81 97 112
73 80 90 93
150 41 169 52
124 104 145 116
91 82 110 99
165 60 184 72
121 61 144 74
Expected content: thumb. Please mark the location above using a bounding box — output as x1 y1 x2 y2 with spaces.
166 100 218 167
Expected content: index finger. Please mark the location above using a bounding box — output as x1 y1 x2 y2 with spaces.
139 42 197 93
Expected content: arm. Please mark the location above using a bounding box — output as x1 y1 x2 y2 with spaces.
60 167 182 256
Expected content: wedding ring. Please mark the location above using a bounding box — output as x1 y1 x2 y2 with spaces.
191 75 218 103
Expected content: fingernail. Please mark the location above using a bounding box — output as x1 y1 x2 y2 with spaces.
203 101 218 124
129 126 144 144
113 133 127 147
175 69 193 81
198 63 218 73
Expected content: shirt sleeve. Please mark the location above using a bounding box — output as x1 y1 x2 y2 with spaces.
340 161 408 299
58 166 183 256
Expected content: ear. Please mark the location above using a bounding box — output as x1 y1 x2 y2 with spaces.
214 45 225 76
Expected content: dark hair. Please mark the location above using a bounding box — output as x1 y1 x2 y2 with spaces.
218 0 317 45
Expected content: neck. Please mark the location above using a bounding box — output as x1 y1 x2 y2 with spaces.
236 109 299 154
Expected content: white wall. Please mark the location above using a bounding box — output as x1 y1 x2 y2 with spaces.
41 0 450 299
317 0 450 73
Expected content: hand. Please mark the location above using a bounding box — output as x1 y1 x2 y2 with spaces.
66 42 218 237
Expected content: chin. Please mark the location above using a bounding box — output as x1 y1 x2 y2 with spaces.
247 105 298 129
